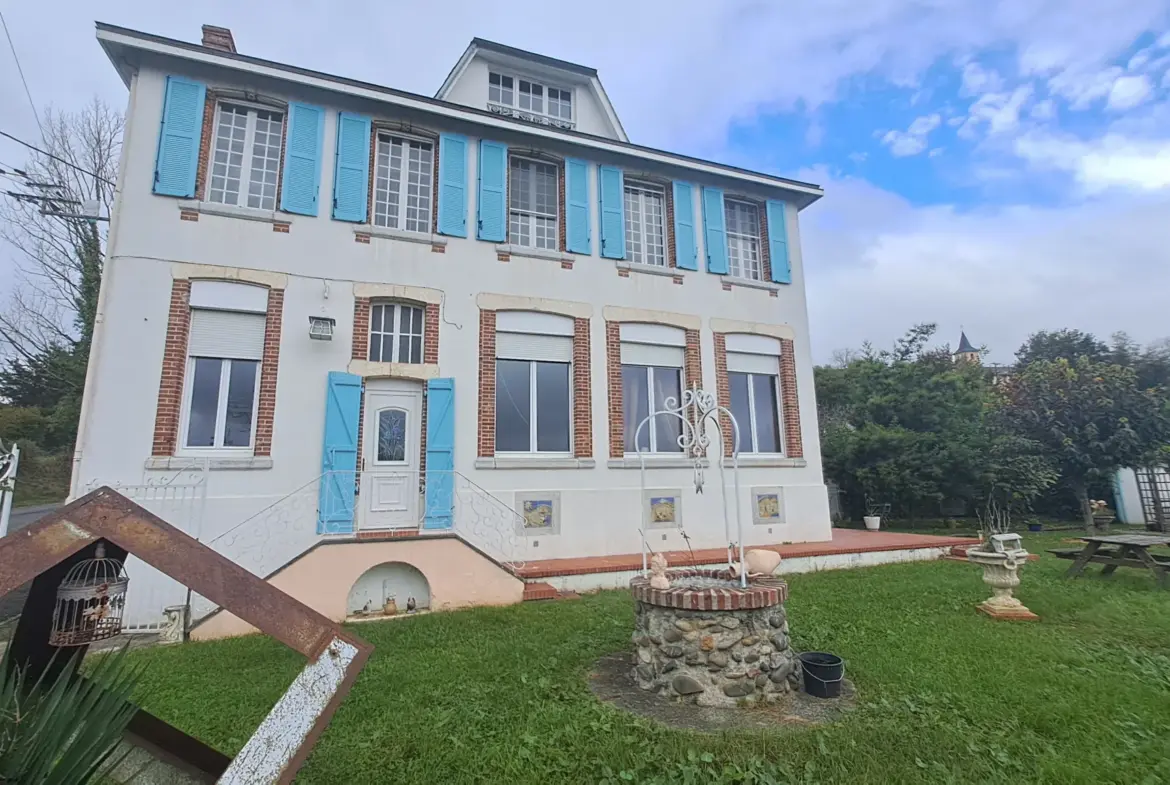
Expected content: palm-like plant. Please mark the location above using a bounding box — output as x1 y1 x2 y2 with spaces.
0 640 144 784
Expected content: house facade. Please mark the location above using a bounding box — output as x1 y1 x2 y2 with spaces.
75 23 831 629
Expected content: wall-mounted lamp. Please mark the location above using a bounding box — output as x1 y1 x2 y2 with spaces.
309 316 335 341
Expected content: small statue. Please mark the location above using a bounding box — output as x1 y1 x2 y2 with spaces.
406 596 417 613
649 552 670 589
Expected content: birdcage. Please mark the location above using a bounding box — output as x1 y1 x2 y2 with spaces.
48 543 129 646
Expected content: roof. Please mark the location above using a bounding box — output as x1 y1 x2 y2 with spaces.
471 37 597 77
956 332 977 354
94 22 823 208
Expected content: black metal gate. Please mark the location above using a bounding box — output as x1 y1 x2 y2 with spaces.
1135 468 1170 532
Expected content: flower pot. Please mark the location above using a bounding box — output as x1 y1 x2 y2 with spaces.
1092 514 1115 529
863 516 881 531
966 548 1037 620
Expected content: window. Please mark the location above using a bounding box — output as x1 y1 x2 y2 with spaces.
207 103 284 210
372 134 433 233
495 312 574 454
725 199 762 281
489 71 572 123
369 303 424 364
724 336 783 454
509 157 558 250
619 324 686 454
182 281 269 451
624 181 666 266
376 408 408 463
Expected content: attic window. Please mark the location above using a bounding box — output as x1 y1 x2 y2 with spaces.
488 71 573 129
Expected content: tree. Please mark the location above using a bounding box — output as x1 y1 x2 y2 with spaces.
1002 357 1170 528
1016 329 1110 367
0 99 121 443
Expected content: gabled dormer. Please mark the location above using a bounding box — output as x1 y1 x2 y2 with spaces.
436 38 628 142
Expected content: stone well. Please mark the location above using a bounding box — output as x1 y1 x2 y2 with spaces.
630 568 800 707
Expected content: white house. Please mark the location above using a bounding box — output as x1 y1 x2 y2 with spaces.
74 23 832 633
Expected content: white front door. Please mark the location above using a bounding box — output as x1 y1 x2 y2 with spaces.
360 380 422 530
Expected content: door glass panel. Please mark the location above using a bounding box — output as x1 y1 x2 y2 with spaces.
729 372 752 452
652 367 683 452
377 409 407 462
186 358 222 447
223 360 258 447
752 375 782 453
495 359 531 452
535 361 570 452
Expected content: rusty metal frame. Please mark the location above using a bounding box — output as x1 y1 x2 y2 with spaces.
0 487 373 784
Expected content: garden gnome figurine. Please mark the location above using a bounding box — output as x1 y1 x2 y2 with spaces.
649 552 670 589
406 596 417 613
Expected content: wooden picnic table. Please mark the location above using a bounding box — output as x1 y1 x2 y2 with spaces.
1049 534 1170 588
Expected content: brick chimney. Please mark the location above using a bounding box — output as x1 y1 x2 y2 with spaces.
201 25 236 53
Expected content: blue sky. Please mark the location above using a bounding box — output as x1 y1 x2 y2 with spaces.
3 0 1170 363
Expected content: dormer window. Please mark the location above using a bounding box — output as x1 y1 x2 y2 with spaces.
488 71 573 128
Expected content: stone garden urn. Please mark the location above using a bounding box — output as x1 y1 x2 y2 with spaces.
967 533 1037 621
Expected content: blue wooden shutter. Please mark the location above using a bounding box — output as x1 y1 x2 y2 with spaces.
702 187 728 274
766 199 791 284
318 371 362 534
476 140 507 242
598 165 625 259
332 112 371 222
565 158 591 255
153 76 206 197
438 133 469 237
281 103 325 216
423 378 455 530
672 181 698 270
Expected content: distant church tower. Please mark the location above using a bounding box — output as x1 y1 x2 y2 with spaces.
954 331 980 365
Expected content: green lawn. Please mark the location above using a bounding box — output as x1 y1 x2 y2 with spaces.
125 532 1170 784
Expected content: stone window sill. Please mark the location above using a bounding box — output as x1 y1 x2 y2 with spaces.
607 456 709 469
145 456 274 471
347 360 439 381
722 455 807 468
355 226 447 247
495 244 575 263
475 456 596 470
616 260 682 279
177 200 287 225
722 276 784 293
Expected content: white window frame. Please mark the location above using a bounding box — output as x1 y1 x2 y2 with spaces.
371 131 435 233
730 371 783 454
725 198 763 281
368 302 425 365
488 70 574 126
624 180 667 267
508 154 560 250
495 359 574 455
205 99 285 211
622 364 684 454
179 356 262 453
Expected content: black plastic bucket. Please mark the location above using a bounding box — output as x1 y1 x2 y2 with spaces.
798 652 844 698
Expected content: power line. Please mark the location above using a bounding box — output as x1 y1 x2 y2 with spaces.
0 130 115 187
0 10 44 142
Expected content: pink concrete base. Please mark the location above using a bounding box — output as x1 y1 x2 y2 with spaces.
193 537 525 640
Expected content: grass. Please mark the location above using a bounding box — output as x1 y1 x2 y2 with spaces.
124 532 1170 784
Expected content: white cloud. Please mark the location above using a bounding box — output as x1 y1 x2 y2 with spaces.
1014 132 1170 193
960 62 1003 96
1030 99 1057 120
1048 66 1124 109
801 171 1170 362
881 113 942 156
958 85 1033 138
1106 74 1153 110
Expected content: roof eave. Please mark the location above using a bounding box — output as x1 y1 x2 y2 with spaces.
94 22 823 207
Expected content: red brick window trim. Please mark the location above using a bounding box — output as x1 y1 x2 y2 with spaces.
479 309 590 458
195 92 290 210
362 126 441 232
151 279 283 458
605 323 702 459
712 332 802 458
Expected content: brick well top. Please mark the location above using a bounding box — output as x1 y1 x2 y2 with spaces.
630 568 787 611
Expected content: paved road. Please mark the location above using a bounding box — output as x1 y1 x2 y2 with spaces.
1 502 63 622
